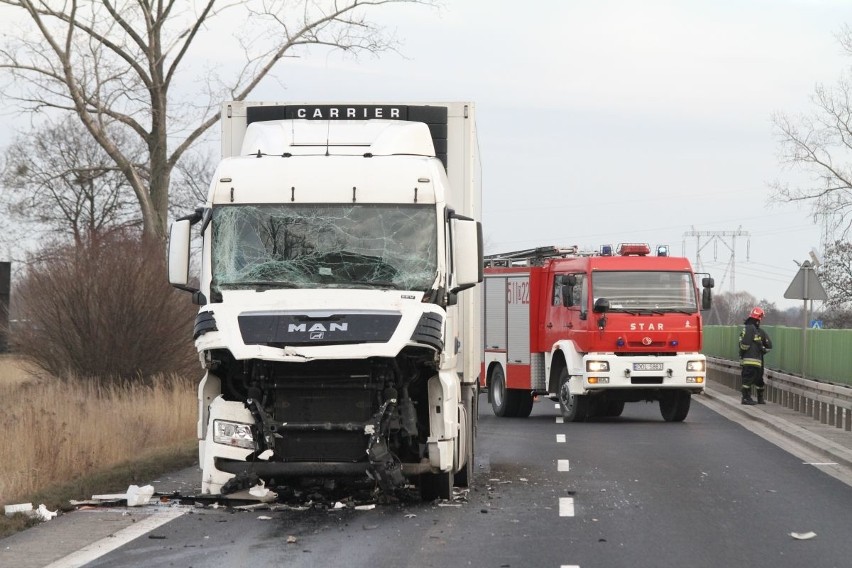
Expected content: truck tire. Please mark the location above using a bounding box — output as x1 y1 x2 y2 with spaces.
558 368 588 422
660 390 691 422
514 391 534 418
454 390 476 488
490 366 518 417
420 471 454 501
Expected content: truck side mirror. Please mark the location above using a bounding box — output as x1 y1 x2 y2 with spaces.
593 297 610 313
450 218 483 294
702 277 715 289
702 287 712 311
168 219 196 293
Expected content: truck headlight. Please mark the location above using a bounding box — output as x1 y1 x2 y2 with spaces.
586 360 609 372
686 360 705 372
213 420 255 449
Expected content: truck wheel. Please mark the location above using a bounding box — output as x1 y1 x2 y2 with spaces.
420 471 454 501
490 366 518 417
660 391 691 422
514 391 534 418
454 393 476 488
558 368 588 422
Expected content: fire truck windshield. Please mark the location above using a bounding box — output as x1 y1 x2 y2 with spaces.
210 203 438 292
592 271 698 313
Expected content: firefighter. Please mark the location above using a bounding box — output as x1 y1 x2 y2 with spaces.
738 306 772 405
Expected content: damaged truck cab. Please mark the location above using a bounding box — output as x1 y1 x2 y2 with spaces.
168 102 483 500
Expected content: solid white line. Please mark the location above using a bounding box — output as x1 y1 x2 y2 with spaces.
804 462 839 466
559 497 575 517
558 459 570 472
44 508 188 568
555 416 564 424
556 434 566 443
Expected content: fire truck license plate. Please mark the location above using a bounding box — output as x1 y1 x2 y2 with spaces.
633 363 664 371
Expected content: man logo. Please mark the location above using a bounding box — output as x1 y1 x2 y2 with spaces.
310 332 324 340
642 337 653 346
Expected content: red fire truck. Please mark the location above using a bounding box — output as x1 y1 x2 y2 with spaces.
480 244 714 422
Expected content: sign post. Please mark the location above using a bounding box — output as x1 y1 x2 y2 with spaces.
783 260 828 379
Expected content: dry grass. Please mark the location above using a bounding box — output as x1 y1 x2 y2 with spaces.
0 361 197 511
0 354 38 387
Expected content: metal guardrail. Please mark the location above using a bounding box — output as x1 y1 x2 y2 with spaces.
708 357 852 432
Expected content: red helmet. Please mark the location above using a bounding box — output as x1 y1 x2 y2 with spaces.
749 306 765 320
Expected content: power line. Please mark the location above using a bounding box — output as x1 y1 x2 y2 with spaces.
683 226 750 293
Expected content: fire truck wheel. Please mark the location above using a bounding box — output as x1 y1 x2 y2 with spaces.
659 390 691 422
514 391 534 418
558 368 588 422
490 366 519 417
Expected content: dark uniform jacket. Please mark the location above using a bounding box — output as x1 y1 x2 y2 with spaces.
739 318 772 367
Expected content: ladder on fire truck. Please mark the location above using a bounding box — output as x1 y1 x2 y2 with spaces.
484 245 579 267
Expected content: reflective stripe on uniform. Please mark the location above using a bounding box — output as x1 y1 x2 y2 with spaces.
741 357 762 367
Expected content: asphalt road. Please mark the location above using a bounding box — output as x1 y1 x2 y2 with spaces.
6 395 852 568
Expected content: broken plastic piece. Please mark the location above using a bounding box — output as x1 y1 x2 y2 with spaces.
248 481 277 502
126 485 155 507
790 531 817 540
35 504 58 521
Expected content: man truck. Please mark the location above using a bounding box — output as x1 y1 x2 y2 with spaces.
168 102 482 500
481 244 713 422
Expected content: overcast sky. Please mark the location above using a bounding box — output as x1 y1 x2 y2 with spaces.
239 0 849 309
3 1 851 309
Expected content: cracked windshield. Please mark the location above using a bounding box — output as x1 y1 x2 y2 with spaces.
593 271 697 312
212 204 438 292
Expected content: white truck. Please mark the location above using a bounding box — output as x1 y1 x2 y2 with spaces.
168 102 482 501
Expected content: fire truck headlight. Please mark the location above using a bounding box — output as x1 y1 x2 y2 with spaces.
586 361 610 372
686 360 705 372
213 420 255 449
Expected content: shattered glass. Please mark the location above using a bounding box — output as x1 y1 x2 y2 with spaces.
211 204 438 292
592 271 698 312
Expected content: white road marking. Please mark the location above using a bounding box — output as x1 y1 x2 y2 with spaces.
555 416 564 424
558 459 570 472
559 497 575 517
556 434 566 443
555 403 560 409
561 565 581 568
804 462 839 466
44 508 188 568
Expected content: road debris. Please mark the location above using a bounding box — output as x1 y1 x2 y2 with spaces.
790 531 817 540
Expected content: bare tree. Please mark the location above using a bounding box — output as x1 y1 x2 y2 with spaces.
1 116 140 245
0 0 436 241
818 239 852 309
771 24 852 238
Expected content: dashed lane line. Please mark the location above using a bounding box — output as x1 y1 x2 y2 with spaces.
556 434 566 443
559 497 575 517
558 459 570 472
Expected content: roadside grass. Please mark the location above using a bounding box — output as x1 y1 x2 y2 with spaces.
0 357 198 538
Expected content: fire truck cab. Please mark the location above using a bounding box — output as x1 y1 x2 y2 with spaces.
481 244 713 422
